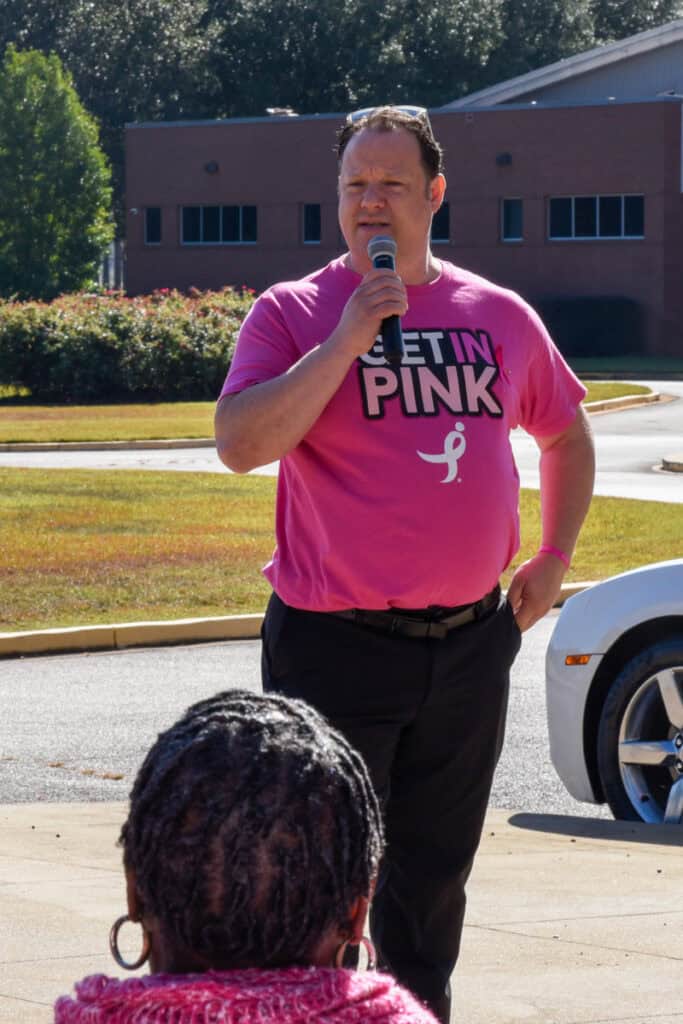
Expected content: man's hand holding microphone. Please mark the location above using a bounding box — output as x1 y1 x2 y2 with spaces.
332 236 407 364
366 236 406 365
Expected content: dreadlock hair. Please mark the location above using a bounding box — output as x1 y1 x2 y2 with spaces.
119 689 384 969
336 105 444 182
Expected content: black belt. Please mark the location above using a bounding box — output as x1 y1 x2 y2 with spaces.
329 584 502 640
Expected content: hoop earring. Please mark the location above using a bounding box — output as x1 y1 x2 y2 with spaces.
109 914 151 970
334 935 376 971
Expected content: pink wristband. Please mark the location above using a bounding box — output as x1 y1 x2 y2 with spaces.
539 544 571 568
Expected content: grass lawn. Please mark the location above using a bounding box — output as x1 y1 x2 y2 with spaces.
2 467 681 633
1 469 276 632
0 400 215 443
0 382 651 443
581 381 650 404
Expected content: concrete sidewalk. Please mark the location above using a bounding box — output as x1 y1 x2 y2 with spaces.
1 803 681 1023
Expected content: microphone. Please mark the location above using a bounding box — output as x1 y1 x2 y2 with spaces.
367 235 405 366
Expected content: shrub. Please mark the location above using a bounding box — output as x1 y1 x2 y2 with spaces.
0 287 255 402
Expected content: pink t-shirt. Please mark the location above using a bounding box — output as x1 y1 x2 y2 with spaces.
221 257 585 611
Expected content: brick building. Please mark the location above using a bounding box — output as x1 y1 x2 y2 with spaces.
125 19 683 355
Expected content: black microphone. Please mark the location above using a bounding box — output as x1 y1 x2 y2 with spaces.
367 235 405 366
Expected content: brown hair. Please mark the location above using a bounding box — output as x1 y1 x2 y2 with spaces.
337 105 444 180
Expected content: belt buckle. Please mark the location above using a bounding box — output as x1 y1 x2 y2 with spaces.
392 614 436 639
391 614 424 638
426 620 448 640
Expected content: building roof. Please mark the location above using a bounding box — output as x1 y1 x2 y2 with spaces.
436 17 683 110
126 111 341 130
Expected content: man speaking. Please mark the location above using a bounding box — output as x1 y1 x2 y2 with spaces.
215 106 594 1023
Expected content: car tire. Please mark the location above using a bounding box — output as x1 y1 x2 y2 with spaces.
597 637 683 824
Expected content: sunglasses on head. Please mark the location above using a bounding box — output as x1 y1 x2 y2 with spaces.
346 105 428 123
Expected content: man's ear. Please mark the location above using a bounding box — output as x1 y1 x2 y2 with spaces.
125 866 142 921
430 173 447 211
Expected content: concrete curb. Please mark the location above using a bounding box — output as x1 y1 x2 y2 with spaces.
0 583 595 659
582 390 664 414
0 437 213 452
662 453 683 472
0 613 264 658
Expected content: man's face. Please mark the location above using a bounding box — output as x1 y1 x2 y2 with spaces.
338 126 444 274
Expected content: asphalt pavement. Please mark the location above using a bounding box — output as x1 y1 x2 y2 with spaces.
0 612 602 816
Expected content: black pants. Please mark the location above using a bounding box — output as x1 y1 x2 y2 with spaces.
261 592 521 1024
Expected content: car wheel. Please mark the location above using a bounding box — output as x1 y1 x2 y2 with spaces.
597 637 683 824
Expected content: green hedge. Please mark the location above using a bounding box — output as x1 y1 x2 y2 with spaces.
0 287 256 401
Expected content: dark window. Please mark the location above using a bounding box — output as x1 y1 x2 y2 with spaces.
549 194 643 240
241 205 257 243
144 207 161 244
181 205 258 244
303 203 321 243
222 205 240 242
599 196 621 237
624 195 644 237
549 198 572 238
501 198 523 241
431 201 450 242
182 206 201 243
203 206 221 243
574 196 596 237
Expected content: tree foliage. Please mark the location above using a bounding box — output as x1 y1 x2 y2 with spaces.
200 0 359 115
201 0 502 114
0 0 215 227
0 0 67 57
0 46 113 300
589 0 682 41
481 0 595 87
351 0 503 106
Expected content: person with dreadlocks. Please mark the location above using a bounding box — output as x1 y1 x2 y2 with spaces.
54 689 438 1024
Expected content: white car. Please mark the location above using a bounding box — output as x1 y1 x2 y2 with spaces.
546 559 683 824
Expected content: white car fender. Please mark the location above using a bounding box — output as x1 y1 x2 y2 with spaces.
551 559 683 654
546 559 683 805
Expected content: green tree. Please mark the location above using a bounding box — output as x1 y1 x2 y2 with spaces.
201 0 363 116
201 0 502 115
480 0 596 88
354 0 503 106
0 0 73 58
0 46 113 300
0 0 215 230
590 0 683 41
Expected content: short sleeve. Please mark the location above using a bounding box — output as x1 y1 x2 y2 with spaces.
518 304 587 437
219 290 299 398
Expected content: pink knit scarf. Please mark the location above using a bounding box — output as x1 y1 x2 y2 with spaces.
54 965 438 1023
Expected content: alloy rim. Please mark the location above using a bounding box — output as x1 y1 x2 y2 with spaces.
617 666 683 824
